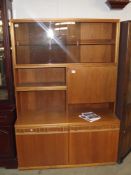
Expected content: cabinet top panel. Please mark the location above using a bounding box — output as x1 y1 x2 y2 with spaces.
10 18 120 23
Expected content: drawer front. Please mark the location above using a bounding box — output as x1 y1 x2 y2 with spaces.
16 126 69 135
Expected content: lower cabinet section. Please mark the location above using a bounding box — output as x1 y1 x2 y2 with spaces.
16 124 120 169
69 130 119 164
16 129 68 168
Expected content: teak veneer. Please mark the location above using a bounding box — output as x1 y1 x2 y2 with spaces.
10 18 120 169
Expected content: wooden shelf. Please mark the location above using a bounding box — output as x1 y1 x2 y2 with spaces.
79 39 115 45
11 18 120 23
14 63 117 69
15 109 120 129
16 82 67 91
15 64 68 68
16 39 115 46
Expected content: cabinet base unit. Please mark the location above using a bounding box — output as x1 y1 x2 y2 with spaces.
15 112 120 169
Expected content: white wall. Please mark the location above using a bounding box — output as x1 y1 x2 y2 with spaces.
12 0 131 21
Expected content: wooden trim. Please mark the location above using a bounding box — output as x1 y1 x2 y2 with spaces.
10 22 16 67
14 63 117 69
18 162 116 170
114 22 120 113
10 18 120 23
16 86 67 91
115 22 120 64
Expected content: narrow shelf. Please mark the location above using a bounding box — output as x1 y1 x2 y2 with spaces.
16 82 67 91
15 39 115 47
79 39 115 45
14 63 117 69
15 64 68 68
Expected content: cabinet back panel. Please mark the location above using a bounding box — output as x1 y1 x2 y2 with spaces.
17 91 66 113
80 45 114 63
16 68 66 85
80 23 115 40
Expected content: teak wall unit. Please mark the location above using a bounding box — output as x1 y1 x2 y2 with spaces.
10 19 120 169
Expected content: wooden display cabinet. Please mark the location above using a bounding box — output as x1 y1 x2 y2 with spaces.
10 19 120 169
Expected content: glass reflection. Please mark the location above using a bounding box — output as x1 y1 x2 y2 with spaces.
127 58 131 104
0 15 8 100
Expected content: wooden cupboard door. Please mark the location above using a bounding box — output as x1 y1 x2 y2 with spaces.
16 132 68 169
67 65 117 104
69 129 119 164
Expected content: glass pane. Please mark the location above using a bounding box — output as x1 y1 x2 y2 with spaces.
14 22 115 64
0 11 8 100
127 57 131 104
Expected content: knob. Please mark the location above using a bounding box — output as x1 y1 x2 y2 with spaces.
71 70 76 74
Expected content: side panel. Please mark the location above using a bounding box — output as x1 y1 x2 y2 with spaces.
116 21 131 161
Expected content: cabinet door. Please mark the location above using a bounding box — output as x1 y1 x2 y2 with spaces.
69 127 119 164
0 126 15 158
67 65 117 104
16 129 68 168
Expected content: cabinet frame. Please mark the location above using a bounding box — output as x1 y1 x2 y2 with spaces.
10 18 120 169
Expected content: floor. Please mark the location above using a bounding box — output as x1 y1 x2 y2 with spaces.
0 153 131 175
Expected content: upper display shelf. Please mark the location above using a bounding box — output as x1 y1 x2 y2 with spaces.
11 19 120 64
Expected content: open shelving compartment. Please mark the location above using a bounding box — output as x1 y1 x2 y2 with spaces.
11 18 120 169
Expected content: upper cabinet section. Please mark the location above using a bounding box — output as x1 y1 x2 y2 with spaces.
11 19 120 65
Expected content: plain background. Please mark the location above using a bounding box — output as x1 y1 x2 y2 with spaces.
12 0 131 20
